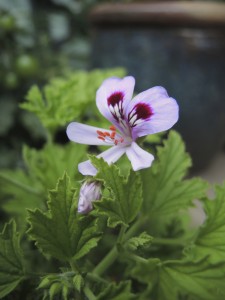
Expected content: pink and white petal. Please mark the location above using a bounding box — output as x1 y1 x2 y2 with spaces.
131 96 179 139
96 76 135 126
126 86 168 114
66 122 114 146
126 142 154 171
99 145 126 164
78 160 98 176
78 146 127 176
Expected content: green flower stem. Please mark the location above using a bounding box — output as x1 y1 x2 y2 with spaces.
86 272 108 284
117 224 127 243
92 218 146 277
92 239 118 276
83 285 96 300
153 237 187 247
125 217 148 239
129 253 148 264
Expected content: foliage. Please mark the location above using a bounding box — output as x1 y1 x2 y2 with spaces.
28 173 101 262
140 131 209 236
1 71 225 299
21 68 125 136
0 0 126 169
0 143 87 229
0 220 26 298
187 183 225 264
90 156 142 228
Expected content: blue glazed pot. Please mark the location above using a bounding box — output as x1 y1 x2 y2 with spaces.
89 2 225 170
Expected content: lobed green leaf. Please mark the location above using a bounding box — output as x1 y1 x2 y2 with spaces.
38 271 79 300
125 232 153 252
131 256 225 300
190 183 225 264
0 220 26 298
27 173 101 262
90 156 142 228
1 143 87 227
21 68 126 134
96 281 136 300
140 131 208 226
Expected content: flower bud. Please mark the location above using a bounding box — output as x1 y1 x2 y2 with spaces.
78 181 101 214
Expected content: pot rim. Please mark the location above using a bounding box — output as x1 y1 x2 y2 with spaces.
89 1 225 27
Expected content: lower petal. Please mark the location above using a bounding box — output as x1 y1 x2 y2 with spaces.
78 146 127 176
99 145 126 164
67 122 113 146
126 142 154 171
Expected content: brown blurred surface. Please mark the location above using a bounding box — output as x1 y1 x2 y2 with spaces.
90 2 225 27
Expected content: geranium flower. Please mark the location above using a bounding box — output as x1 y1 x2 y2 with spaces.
78 180 102 214
67 76 179 176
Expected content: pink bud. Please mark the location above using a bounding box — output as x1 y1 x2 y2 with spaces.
78 181 101 214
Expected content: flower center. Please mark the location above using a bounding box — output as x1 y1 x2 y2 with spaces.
107 91 125 121
128 103 153 127
96 125 125 146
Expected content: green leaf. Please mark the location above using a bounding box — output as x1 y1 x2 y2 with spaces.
141 131 208 220
0 220 26 298
0 169 43 217
38 271 78 300
21 68 126 134
23 142 87 190
161 258 225 300
27 173 101 262
130 258 160 286
90 156 142 228
190 183 225 264
49 282 61 300
62 284 69 300
1 143 86 226
125 232 153 252
143 131 165 144
96 281 136 300
131 257 225 300
73 274 84 292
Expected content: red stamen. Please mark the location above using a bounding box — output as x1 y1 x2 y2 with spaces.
114 140 118 145
110 131 116 139
104 132 110 137
109 125 116 131
97 130 105 137
98 136 105 141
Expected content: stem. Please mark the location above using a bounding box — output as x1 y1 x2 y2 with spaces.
125 216 148 239
83 285 96 300
92 243 118 276
117 224 127 243
129 253 147 264
86 273 108 284
92 224 127 276
92 218 146 277
153 237 187 247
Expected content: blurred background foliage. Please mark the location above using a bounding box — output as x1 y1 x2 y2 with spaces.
0 0 133 169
